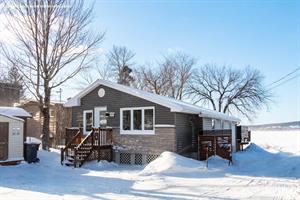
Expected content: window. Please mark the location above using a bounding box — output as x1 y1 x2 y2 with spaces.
144 109 154 130
99 111 107 127
50 109 55 117
83 110 93 134
94 107 107 128
122 110 131 130
133 110 142 130
120 107 154 134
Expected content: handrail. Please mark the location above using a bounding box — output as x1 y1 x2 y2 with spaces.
76 129 94 150
61 127 113 167
61 128 81 165
65 131 81 150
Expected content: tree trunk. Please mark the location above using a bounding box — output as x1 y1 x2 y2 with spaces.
42 85 51 150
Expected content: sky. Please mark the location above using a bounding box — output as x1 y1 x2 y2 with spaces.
63 0 300 125
1 0 299 125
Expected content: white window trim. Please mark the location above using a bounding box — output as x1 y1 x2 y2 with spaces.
120 106 155 135
155 124 175 128
83 110 93 135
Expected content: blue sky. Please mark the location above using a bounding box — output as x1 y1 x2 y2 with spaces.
61 0 300 125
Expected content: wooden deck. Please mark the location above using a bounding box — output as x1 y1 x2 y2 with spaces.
61 128 113 167
198 133 232 165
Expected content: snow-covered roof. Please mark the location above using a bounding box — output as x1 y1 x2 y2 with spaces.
0 107 32 118
20 100 65 105
64 79 240 122
0 113 24 122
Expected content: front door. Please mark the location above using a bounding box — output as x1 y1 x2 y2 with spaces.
0 122 9 160
94 107 107 128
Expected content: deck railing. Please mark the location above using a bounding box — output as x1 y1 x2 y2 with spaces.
198 133 232 165
61 128 82 165
61 127 113 167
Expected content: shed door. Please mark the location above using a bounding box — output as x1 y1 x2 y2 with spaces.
0 122 9 160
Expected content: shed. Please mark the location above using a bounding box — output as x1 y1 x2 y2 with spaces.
0 113 24 164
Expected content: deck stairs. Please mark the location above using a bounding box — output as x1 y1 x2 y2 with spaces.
61 128 113 167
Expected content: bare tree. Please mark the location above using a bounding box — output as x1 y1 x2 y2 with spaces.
107 45 135 85
137 63 171 95
136 52 195 100
77 60 113 89
188 64 271 119
1 0 104 149
163 52 195 100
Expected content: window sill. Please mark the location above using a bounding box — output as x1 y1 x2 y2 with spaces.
120 130 155 135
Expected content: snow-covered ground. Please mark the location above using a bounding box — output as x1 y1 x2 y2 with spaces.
0 130 299 200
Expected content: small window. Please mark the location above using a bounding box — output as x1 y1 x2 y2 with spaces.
50 110 55 117
35 112 40 118
212 119 215 129
99 111 107 127
83 110 93 134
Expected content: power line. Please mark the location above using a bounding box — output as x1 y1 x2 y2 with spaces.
268 73 300 91
267 67 300 87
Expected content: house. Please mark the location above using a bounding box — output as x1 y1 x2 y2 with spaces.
61 79 240 167
0 107 31 165
20 101 72 147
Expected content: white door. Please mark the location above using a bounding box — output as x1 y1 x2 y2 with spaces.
94 107 107 128
83 110 93 135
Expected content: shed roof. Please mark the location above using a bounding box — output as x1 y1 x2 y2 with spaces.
0 113 24 122
0 107 32 118
64 79 240 122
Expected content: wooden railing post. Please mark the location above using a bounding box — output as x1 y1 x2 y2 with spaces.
98 128 101 162
60 148 64 165
74 148 77 168
91 128 94 148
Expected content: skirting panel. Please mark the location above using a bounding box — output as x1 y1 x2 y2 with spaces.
114 151 159 165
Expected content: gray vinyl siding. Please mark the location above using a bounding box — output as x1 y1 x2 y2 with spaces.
175 113 202 153
71 85 174 128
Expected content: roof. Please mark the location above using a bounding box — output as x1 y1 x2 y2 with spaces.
20 100 65 106
0 113 24 122
0 107 32 118
64 79 240 122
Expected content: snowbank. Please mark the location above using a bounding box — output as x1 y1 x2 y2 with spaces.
232 143 300 178
140 151 228 175
251 130 300 154
83 160 118 170
141 141 300 179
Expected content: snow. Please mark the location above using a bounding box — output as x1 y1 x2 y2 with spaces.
64 79 240 122
25 137 42 145
0 113 24 122
0 130 299 199
250 129 300 154
0 107 32 118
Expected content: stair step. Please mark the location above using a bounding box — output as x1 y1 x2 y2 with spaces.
65 162 75 167
77 148 92 152
77 151 91 154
